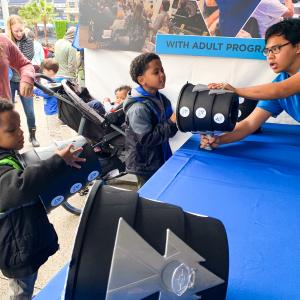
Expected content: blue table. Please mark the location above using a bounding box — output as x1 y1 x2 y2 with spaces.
35 264 68 299
140 123 300 300
36 123 300 300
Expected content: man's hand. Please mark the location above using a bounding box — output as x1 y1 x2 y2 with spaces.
56 144 86 169
19 82 33 98
200 134 220 149
208 82 236 93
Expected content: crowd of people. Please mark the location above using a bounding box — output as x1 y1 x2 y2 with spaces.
81 0 177 51
0 16 78 146
0 9 300 299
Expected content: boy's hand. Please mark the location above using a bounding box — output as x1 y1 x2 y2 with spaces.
169 112 176 123
208 82 235 93
19 82 33 97
200 134 220 150
56 144 86 169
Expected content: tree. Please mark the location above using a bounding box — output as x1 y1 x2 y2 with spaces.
38 0 56 44
19 0 56 44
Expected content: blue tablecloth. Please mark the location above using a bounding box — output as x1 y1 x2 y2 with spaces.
35 264 68 299
36 123 300 300
140 123 300 300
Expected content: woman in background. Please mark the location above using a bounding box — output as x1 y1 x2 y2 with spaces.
7 15 40 147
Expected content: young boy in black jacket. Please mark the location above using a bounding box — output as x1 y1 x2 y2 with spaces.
123 53 177 187
0 100 85 299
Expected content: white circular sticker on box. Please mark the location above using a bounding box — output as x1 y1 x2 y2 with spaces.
88 170 100 181
214 113 225 124
238 109 242 118
195 107 207 119
239 97 245 104
179 106 190 117
70 183 83 194
51 195 64 207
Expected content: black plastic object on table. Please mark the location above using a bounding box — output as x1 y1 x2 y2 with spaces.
176 83 239 133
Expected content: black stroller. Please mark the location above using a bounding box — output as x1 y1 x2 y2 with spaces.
34 74 127 215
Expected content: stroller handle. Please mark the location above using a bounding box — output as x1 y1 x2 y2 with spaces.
34 73 61 96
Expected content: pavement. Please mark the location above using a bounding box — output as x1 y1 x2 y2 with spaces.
0 96 137 299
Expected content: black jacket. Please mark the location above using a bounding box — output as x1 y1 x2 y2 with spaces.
123 86 177 177
0 149 66 278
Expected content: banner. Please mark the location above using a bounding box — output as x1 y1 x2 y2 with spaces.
78 0 296 59
156 35 265 59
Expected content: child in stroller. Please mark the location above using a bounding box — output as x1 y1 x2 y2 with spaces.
102 85 131 113
34 74 127 214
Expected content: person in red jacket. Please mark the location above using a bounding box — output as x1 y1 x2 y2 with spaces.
0 33 34 100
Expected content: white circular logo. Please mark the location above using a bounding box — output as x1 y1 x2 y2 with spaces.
88 170 100 181
213 113 225 124
239 97 245 104
195 107 207 119
179 106 190 118
238 109 242 118
51 195 64 207
70 183 83 194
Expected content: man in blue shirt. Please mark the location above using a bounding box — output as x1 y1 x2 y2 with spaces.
201 18 300 149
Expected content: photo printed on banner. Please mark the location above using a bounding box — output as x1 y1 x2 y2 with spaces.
78 1 297 55
241 0 296 38
206 0 262 37
190 0 295 38
78 0 210 52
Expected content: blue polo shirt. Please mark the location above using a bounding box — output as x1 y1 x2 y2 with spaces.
257 71 300 122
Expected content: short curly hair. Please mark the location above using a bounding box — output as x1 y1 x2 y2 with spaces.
0 100 14 125
130 53 160 84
